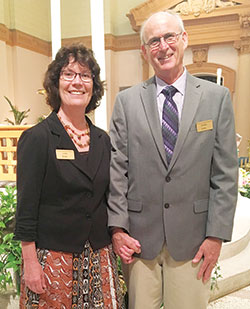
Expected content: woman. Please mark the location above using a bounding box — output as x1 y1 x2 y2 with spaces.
14 44 124 308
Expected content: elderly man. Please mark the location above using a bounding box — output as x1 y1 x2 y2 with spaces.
108 10 238 309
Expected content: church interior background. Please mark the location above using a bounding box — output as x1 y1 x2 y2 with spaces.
0 1 250 307
0 0 250 154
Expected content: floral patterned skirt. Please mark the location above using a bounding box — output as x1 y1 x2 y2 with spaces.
20 241 124 308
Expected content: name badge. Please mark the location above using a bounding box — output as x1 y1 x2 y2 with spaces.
56 149 75 160
196 120 213 132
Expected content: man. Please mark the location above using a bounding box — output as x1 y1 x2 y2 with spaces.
108 11 238 309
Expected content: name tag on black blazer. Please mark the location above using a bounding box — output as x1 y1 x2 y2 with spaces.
56 149 75 160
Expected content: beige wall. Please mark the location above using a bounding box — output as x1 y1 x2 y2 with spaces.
1 0 145 40
0 0 4 24
0 41 239 126
61 0 91 38
184 44 238 106
0 41 12 120
110 0 145 35
7 0 51 41
0 0 245 151
1 45 50 125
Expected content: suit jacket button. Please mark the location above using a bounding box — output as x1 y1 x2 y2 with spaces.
86 213 91 220
165 176 171 182
85 192 93 198
164 203 170 209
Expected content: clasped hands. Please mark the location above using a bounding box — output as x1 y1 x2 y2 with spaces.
112 228 141 264
112 229 222 283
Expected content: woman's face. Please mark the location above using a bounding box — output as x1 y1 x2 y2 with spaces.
59 57 93 110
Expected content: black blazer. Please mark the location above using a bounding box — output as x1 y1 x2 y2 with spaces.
14 111 111 253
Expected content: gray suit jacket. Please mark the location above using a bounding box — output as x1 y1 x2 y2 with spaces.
108 73 238 261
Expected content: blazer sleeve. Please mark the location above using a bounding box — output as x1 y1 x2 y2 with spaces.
206 87 238 241
108 93 130 232
14 125 48 241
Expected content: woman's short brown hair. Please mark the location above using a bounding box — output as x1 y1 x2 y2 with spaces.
43 43 104 113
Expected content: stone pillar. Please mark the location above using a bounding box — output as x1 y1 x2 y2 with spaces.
234 14 250 157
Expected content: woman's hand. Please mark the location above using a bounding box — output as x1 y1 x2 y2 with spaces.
111 228 141 264
22 242 46 294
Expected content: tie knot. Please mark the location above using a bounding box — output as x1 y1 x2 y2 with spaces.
162 86 177 99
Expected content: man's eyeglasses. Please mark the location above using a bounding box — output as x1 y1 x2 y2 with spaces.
145 32 182 49
60 70 94 83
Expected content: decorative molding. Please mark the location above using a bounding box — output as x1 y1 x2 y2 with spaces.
239 13 250 38
127 0 180 31
174 0 236 17
63 33 141 52
11 29 51 56
0 24 10 43
0 24 141 55
126 0 250 43
233 13 250 54
234 38 250 55
240 13 250 29
0 24 51 56
62 36 92 49
109 34 141 51
186 62 236 95
192 46 208 66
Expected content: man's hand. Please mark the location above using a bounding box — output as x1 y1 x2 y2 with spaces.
112 228 141 264
192 237 222 283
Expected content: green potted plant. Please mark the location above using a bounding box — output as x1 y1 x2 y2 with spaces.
0 185 21 294
4 96 30 125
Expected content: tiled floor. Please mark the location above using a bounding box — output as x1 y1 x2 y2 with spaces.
208 285 250 309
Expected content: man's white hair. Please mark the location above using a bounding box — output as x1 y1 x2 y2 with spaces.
140 10 185 45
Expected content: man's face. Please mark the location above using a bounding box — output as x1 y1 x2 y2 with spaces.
141 15 188 84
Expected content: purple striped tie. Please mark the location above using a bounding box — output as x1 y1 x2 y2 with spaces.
162 86 178 164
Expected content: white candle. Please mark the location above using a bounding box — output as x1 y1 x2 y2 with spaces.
217 68 222 85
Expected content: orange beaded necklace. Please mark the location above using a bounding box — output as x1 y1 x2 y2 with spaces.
58 115 90 148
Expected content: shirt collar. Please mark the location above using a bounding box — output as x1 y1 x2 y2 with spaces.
156 67 187 97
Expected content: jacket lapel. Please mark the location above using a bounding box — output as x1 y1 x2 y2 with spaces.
169 73 202 169
141 77 168 169
47 112 103 180
86 120 104 180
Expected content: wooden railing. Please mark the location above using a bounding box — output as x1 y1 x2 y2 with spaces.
0 126 32 181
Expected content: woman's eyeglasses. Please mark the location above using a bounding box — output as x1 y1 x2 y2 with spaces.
60 71 94 83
